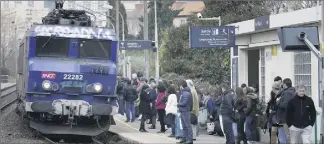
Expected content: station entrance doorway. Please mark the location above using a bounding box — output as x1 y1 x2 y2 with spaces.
247 49 260 87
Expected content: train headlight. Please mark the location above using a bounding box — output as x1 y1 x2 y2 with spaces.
86 83 103 93
42 80 52 90
93 83 103 93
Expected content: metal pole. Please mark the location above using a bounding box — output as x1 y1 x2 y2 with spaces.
115 1 120 74
144 0 149 79
0 27 2 118
320 2 324 143
121 13 126 78
219 16 221 26
154 0 159 81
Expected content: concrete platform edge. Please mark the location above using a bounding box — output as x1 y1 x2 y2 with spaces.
114 132 143 144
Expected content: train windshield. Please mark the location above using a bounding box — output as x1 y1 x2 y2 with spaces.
78 39 111 59
35 36 70 57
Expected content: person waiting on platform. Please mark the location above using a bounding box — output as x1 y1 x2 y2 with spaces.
155 82 167 133
139 84 154 132
123 78 138 122
177 80 193 144
286 85 316 144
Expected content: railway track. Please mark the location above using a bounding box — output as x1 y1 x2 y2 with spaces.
0 84 106 144
0 84 17 117
41 134 104 144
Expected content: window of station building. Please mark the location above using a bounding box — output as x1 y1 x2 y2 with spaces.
35 36 70 57
294 51 312 96
44 1 55 9
180 19 187 25
28 1 34 7
78 39 111 59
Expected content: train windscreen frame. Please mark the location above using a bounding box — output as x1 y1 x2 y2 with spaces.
35 36 70 57
78 38 111 59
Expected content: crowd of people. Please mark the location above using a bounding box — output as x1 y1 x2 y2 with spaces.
116 73 317 144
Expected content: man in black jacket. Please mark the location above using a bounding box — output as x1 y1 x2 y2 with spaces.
286 85 316 144
123 79 138 122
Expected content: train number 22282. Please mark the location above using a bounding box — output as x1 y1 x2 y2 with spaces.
63 74 83 80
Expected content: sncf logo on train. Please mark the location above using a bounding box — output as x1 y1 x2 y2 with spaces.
41 72 56 79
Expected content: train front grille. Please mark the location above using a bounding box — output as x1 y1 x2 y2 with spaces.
61 87 83 93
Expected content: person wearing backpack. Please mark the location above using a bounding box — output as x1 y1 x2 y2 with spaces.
244 87 259 144
139 84 154 132
123 78 138 122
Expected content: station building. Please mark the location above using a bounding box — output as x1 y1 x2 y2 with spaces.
229 6 323 142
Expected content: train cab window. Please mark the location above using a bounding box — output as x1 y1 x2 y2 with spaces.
35 36 70 57
78 39 111 59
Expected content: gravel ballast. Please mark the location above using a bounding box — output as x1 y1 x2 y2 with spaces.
0 112 46 144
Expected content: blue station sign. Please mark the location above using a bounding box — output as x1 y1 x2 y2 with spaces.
119 40 153 50
189 26 235 48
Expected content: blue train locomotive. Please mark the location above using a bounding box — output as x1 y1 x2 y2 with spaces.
16 2 119 136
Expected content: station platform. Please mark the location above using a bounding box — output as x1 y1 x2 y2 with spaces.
1 83 16 90
111 114 226 144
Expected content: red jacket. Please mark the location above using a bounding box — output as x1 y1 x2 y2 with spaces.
136 81 141 88
155 92 166 110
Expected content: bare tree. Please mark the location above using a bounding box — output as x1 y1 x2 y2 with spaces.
1 10 18 76
288 1 319 11
266 0 289 14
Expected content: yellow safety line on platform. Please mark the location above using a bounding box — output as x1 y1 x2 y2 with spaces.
115 117 178 143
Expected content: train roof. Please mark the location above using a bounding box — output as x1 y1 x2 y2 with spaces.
23 24 117 41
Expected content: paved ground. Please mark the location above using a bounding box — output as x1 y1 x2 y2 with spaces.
111 114 227 144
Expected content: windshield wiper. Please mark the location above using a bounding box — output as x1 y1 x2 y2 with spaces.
39 35 56 52
95 38 109 57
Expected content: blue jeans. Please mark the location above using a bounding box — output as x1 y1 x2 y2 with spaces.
222 115 235 144
180 111 193 141
278 126 287 144
118 95 125 115
245 115 257 141
171 122 176 136
125 102 135 121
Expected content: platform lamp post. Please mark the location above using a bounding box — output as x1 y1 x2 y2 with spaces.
102 4 127 78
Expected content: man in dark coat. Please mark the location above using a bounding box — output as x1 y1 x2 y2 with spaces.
139 84 154 132
177 80 193 144
276 78 295 144
117 77 125 115
219 84 235 144
123 78 138 122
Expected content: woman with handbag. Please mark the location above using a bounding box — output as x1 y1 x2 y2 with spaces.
165 84 178 137
155 83 167 133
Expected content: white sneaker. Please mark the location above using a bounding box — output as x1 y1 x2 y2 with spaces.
138 114 142 120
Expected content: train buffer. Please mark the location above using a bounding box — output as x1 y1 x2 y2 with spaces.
111 114 226 144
